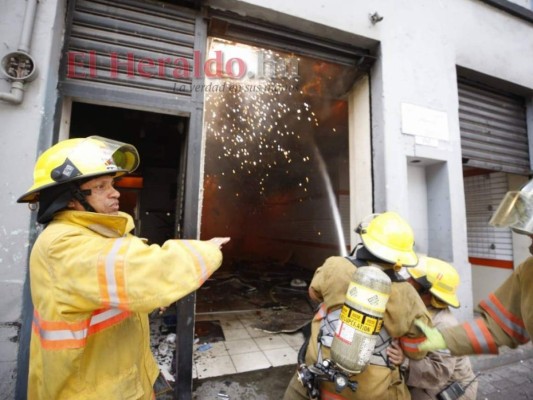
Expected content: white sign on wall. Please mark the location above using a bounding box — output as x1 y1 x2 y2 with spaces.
401 103 449 144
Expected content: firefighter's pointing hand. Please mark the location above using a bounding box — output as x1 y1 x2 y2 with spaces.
415 319 447 352
208 237 231 248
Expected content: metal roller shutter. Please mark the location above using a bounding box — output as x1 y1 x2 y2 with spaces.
59 0 201 112
459 78 530 175
464 172 513 266
207 10 374 70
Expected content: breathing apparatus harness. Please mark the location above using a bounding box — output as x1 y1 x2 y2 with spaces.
297 332 358 399
296 245 405 399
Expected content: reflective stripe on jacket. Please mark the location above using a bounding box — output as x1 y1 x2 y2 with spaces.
441 257 533 356
28 210 223 400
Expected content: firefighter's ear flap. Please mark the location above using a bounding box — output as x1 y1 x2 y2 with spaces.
416 275 432 291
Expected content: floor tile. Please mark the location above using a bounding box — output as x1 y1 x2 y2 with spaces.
254 335 291 351
224 338 260 355
279 332 305 347
236 315 260 328
244 325 272 338
219 318 245 330
193 312 303 379
196 355 236 379
263 347 299 367
231 351 271 373
195 341 229 357
292 345 303 353
223 327 251 340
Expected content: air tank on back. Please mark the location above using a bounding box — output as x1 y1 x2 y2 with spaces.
330 264 392 374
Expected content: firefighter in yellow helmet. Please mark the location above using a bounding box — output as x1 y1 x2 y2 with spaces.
416 178 533 357
19 136 229 400
283 211 432 400
387 257 478 399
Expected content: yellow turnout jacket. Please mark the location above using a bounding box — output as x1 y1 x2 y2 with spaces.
306 256 431 400
28 210 223 400
441 257 532 355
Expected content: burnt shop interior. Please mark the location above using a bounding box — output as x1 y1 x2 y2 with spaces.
68 37 364 378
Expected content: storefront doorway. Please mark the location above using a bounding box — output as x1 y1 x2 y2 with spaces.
69 102 188 245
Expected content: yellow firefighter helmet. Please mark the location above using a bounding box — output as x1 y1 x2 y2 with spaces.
408 256 460 308
357 211 418 267
18 136 139 203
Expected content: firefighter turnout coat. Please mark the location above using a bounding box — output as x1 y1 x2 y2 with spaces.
440 257 532 356
28 210 223 400
283 256 431 400
407 308 477 400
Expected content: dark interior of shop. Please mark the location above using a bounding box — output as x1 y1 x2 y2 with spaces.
70 103 186 244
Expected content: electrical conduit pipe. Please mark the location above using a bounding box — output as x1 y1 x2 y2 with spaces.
0 0 39 105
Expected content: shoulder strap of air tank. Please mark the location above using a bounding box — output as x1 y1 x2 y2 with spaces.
344 256 367 268
381 269 406 283
345 256 405 283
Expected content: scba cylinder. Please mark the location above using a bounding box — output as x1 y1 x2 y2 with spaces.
330 265 391 374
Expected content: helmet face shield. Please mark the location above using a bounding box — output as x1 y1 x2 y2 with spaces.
18 136 140 203
58 136 139 180
490 189 533 235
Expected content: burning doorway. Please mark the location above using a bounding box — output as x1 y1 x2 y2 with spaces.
198 38 359 318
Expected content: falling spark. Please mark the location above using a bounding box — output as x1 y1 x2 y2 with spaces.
203 38 348 255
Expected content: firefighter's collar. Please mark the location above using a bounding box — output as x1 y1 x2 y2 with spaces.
53 210 135 237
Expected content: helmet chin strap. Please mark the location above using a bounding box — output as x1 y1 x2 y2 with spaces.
71 186 95 212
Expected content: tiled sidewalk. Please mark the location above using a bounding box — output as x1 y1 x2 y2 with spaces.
193 312 305 379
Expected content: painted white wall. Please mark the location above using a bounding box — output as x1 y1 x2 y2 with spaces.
0 0 67 394
348 76 373 246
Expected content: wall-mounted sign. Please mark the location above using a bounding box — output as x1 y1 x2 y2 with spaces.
401 103 449 142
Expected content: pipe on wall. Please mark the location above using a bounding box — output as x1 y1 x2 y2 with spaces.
0 0 39 105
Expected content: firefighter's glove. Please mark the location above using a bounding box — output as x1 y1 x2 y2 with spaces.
414 319 447 352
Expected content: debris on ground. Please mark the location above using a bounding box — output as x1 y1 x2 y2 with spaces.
149 261 316 386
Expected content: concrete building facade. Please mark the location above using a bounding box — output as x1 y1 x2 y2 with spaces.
1 0 532 397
